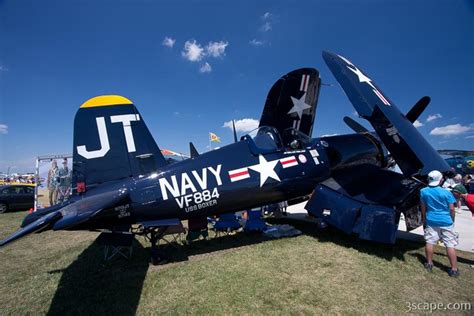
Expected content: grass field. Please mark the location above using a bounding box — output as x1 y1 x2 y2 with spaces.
1 211 473 315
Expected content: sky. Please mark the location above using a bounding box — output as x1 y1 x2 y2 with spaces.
0 0 473 173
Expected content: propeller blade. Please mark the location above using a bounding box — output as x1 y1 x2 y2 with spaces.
406 96 431 123
343 116 369 134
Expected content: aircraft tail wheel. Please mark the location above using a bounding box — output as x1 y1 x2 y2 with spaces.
317 221 328 229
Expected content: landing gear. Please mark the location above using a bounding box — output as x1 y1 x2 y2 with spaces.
317 220 328 229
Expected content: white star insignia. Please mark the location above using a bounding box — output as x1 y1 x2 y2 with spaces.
249 155 280 187
347 66 377 90
288 93 311 119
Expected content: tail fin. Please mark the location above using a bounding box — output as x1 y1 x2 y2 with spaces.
259 68 321 136
72 95 167 191
323 51 449 176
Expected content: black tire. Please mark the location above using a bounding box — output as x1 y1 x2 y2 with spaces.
0 202 8 214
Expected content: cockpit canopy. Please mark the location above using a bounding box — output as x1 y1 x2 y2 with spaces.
242 126 312 154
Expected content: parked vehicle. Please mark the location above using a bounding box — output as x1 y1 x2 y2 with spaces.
0 184 35 213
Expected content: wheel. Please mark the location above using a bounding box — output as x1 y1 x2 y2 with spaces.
0 202 8 214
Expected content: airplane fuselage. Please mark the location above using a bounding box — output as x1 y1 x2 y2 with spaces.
124 137 331 224
22 131 384 233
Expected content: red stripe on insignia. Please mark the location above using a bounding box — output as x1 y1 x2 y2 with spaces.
230 170 249 178
373 89 390 106
281 158 297 165
300 75 305 91
280 156 299 168
303 75 310 92
300 74 309 91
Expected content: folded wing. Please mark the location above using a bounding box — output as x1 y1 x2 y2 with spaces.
259 68 321 137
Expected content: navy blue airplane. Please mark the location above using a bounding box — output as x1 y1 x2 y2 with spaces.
0 52 451 260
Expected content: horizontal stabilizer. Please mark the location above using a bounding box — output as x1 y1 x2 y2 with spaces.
0 211 62 247
1 189 131 247
52 189 130 230
323 51 450 176
406 96 430 123
15 189 130 238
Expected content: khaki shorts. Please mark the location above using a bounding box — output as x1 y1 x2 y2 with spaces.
424 225 459 248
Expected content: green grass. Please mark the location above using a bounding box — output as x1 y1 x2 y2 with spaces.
1 211 473 315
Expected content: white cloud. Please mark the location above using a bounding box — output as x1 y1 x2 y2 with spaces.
182 40 205 62
223 118 259 133
199 62 212 73
465 135 474 139
206 41 228 58
258 12 275 32
260 22 272 32
426 113 442 122
413 120 424 128
320 133 339 137
429 123 473 136
162 37 176 48
262 12 272 20
249 39 264 46
0 124 8 134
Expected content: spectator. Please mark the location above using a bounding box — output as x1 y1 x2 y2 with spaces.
463 174 472 186
420 170 459 277
47 160 59 206
463 175 473 194
453 174 463 210
452 185 474 216
57 159 71 204
442 173 456 190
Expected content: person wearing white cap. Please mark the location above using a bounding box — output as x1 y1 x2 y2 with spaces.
420 170 459 277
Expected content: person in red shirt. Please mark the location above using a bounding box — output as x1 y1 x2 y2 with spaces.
452 185 474 216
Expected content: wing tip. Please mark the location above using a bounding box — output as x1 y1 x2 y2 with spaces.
322 50 337 60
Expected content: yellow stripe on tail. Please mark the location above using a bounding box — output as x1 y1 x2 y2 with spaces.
80 95 133 108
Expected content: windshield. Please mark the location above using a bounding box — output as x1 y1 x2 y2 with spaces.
245 126 283 153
